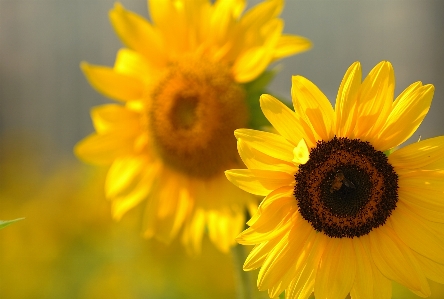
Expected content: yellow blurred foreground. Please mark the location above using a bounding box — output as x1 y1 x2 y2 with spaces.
0 135 236 299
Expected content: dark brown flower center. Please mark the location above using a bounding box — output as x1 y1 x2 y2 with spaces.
294 137 398 238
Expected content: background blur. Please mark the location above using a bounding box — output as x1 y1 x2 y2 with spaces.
1 1 444 298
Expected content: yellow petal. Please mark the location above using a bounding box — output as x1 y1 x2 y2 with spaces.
243 238 279 271
114 48 154 80
400 191 444 223
335 62 362 138
235 128 295 163
249 196 295 233
247 185 294 227
90 104 140 134
258 225 311 291
272 35 312 62
291 75 335 141
287 232 328 299
258 217 314 292
413 251 444 284
240 0 282 32
225 169 294 196
353 61 394 144
74 132 136 165
369 226 429 294
372 265 392 299
260 94 315 147
314 238 356 299
391 202 444 264
81 62 144 101
293 139 309 165
111 161 159 220
110 3 166 66
376 83 434 151
389 136 444 172
181 208 206 255
209 0 245 44
105 156 147 198
350 237 374 299
238 217 293 246
232 19 282 83
398 169 444 194
207 208 244 253
143 170 192 243
237 139 296 174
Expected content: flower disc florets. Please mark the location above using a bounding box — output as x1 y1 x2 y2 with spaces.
294 136 399 238
149 58 249 178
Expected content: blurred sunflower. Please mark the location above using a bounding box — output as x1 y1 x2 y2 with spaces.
75 0 311 253
226 61 444 298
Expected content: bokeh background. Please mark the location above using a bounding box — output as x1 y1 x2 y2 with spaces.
1 1 444 298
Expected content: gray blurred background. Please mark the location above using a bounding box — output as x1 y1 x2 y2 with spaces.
1 0 443 160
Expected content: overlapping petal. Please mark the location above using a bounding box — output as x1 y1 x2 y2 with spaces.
260 94 315 147
235 128 295 162
334 61 361 138
110 3 166 66
272 35 312 62
225 169 294 196
291 75 334 141
353 61 395 144
81 63 144 102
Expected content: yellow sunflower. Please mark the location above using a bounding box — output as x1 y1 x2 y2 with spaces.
226 61 444 298
75 0 311 253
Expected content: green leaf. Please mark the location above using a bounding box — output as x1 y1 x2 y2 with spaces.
0 218 25 230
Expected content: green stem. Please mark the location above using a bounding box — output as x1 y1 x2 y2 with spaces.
231 244 256 299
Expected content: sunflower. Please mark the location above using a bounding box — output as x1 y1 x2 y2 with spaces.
75 0 311 253
226 61 444 298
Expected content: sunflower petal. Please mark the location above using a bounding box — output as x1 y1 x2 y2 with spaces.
244 239 280 271
110 3 166 66
353 61 394 143
144 171 192 243
74 132 136 165
114 48 153 80
235 128 295 162
81 63 144 102
291 75 335 141
181 208 206 255
233 19 283 83
240 0 282 32
350 237 374 299
90 104 140 134
391 202 444 264
225 169 294 196
287 232 328 299
376 83 434 151
237 139 296 174
315 238 356 299
369 226 429 294
389 136 444 170
208 208 244 253
258 223 313 291
413 251 444 284
272 35 312 61
105 156 147 198
111 162 159 220
335 62 362 138
260 94 314 147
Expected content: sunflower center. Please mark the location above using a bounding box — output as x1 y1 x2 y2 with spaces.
149 58 248 178
294 137 398 238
